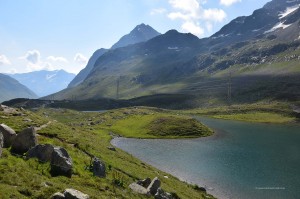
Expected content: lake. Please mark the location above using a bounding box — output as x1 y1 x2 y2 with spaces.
111 117 300 199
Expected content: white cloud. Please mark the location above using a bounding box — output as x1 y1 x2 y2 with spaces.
0 54 11 65
220 0 241 6
22 50 40 64
182 21 204 36
47 56 68 63
74 53 88 65
150 8 167 15
166 0 227 37
203 9 227 22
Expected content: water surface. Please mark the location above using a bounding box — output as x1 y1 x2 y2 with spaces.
111 117 300 199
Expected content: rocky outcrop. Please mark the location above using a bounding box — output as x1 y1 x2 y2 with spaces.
51 189 89 199
0 124 17 148
147 177 161 195
51 147 73 177
92 157 106 177
11 127 37 154
27 144 54 162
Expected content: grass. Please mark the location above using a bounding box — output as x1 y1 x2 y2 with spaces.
0 106 214 199
184 101 298 124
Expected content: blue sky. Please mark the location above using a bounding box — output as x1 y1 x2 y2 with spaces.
0 0 270 74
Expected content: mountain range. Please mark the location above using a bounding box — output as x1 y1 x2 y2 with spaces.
45 0 300 105
68 23 161 88
10 70 75 97
0 73 37 103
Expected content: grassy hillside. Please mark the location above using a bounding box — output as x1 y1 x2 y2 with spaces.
0 106 214 199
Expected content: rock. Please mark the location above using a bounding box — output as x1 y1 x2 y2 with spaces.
11 127 37 154
147 177 161 195
92 157 106 177
137 177 151 188
0 124 17 148
51 192 65 199
27 144 54 162
107 146 116 151
51 147 73 177
0 132 3 157
129 183 149 195
63 188 89 199
154 188 173 199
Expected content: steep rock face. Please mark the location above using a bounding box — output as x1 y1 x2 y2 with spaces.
111 23 161 49
0 73 37 103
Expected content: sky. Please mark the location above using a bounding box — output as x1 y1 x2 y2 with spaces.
0 0 271 75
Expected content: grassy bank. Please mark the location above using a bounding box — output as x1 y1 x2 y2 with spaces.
0 106 214 199
184 102 298 123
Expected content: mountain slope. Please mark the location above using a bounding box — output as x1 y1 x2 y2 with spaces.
111 23 161 49
47 0 300 104
68 23 161 88
68 48 108 88
10 70 75 97
0 73 37 102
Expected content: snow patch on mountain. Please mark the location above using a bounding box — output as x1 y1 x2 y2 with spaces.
265 22 292 33
279 4 300 19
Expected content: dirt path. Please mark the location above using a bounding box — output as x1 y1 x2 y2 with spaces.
35 121 52 131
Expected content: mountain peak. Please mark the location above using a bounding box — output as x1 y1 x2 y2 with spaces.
111 23 161 49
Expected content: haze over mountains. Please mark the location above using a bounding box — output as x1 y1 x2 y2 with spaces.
10 70 75 97
0 73 37 102
46 0 300 105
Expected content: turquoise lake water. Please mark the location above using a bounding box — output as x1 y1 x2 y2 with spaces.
111 117 300 199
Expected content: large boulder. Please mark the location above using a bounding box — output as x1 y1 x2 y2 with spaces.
147 177 161 195
63 189 89 199
0 124 17 148
0 132 3 157
27 144 54 162
11 127 37 154
51 192 65 199
155 188 173 199
51 147 73 177
129 183 149 195
92 157 106 177
137 177 151 188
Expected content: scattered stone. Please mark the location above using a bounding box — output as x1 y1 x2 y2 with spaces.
194 186 207 192
63 188 89 199
129 183 149 195
0 124 17 148
147 177 161 195
155 188 173 199
92 157 106 177
23 118 33 122
164 176 169 179
107 146 116 151
51 147 73 177
11 127 37 154
27 144 54 162
137 177 151 188
51 192 65 199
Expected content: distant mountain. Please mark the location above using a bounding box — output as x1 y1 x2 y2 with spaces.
111 23 161 49
68 23 161 88
47 0 300 104
0 73 37 103
10 70 75 97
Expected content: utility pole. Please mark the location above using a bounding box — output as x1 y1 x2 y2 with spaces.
116 76 120 100
227 72 232 104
